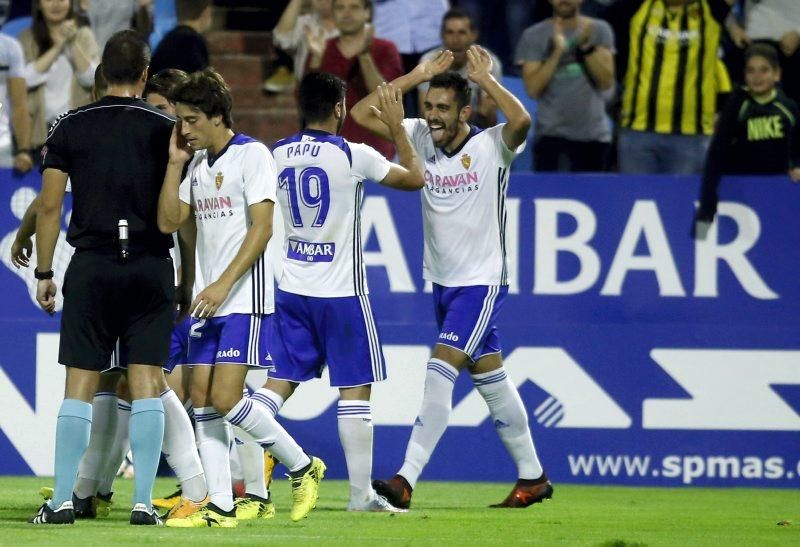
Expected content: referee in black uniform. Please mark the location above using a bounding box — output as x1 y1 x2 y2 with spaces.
32 30 174 526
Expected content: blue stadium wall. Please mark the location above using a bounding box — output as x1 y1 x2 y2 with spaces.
1 168 798 488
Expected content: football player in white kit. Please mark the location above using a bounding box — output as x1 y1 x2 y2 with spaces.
157 68 324 526
352 46 551 509
254 72 424 512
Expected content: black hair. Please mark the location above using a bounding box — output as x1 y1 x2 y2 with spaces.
144 68 189 100
101 30 150 85
171 67 233 127
744 43 780 71
428 71 472 111
441 8 476 32
298 71 347 124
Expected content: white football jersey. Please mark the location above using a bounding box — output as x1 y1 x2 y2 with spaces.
402 119 523 286
272 129 392 297
179 134 277 316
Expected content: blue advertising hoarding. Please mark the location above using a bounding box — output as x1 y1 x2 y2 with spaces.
0 169 798 487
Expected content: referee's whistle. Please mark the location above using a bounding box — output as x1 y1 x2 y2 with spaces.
118 219 129 262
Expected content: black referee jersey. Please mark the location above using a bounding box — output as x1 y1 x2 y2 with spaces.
41 95 175 253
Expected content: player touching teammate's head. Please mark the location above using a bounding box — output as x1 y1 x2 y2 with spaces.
102 29 150 87
144 69 189 116
299 71 347 134
424 71 472 148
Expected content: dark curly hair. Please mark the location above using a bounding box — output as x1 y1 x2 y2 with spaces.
144 69 190 101
170 68 234 128
428 71 472 111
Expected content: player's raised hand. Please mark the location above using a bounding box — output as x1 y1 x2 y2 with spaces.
11 234 32 269
190 279 232 319
370 83 405 130
413 49 454 82
466 45 494 86
36 279 57 315
169 123 193 165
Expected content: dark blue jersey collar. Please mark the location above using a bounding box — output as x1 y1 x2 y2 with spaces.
207 133 257 167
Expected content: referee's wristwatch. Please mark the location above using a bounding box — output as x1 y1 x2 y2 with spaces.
34 268 54 280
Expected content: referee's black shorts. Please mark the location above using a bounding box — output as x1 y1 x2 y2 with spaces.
59 249 175 371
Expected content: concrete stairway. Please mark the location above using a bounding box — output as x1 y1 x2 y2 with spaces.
207 1 299 146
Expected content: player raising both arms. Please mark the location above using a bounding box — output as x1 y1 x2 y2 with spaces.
351 46 552 509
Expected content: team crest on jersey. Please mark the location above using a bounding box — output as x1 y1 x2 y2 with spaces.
215 172 224 190
461 154 471 169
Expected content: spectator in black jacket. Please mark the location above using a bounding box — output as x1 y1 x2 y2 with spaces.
696 43 800 232
149 0 211 75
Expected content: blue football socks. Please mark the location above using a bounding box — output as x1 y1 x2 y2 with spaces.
51 399 92 508
129 398 165 509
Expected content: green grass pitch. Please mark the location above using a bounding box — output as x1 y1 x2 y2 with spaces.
0 476 797 545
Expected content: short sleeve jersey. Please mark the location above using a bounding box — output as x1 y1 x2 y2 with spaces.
402 119 524 287
41 96 174 252
179 134 277 316
271 129 392 297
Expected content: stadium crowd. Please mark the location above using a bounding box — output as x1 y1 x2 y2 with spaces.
0 0 797 178
4 0 799 529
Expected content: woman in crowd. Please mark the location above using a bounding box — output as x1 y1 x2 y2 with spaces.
18 0 98 152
